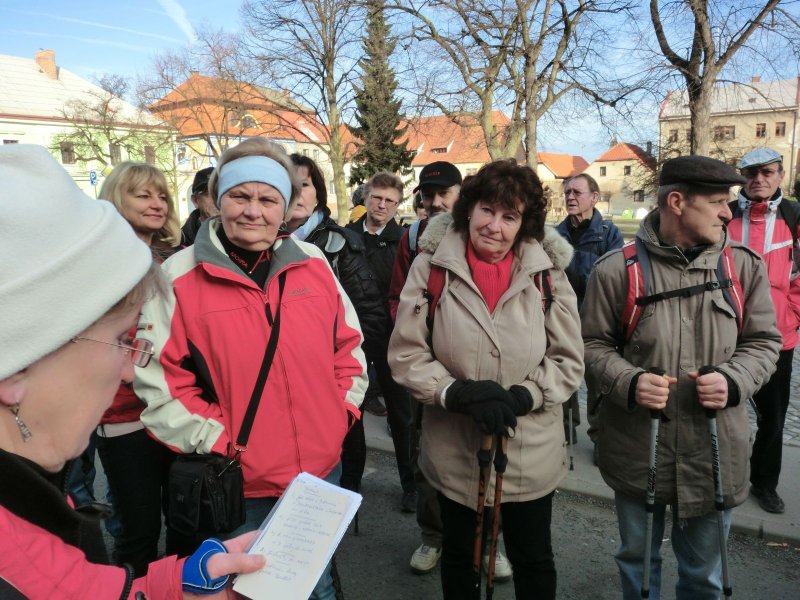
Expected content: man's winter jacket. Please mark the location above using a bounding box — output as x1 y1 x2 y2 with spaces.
728 191 800 350
555 208 624 306
582 210 781 518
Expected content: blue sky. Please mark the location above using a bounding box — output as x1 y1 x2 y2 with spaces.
0 0 241 81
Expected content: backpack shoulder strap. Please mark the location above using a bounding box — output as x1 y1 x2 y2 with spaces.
409 220 422 255
422 264 446 331
777 198 800 247
621 238 650 343
718 246 744 336
533 270 553 313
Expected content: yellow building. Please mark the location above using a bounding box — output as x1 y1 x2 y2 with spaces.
583 143 656 216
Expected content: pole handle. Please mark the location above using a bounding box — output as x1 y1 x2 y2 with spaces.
698 365 718 418
646 367 666 420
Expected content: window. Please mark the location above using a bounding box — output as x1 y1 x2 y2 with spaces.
144 146 155 165
109 143 121 165
667 129 678 143
60 141 75 164
466 168 478 176
3 139 19 144
313 149 319 161
599 166 607 177
756 123 766 138
776 122 786 137
240 115 257 129
624 165 632 176
633 190 644 203
177 145 187 163
713 126 735 141
431 147 447 154
302 148 309 157
685 129 693 144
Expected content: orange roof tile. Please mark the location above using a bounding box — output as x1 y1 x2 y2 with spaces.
150 74 327 143
594 142 655 168
535 152 588 178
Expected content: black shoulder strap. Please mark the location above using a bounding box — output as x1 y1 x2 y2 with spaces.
235 271 286 453
777 199 800 247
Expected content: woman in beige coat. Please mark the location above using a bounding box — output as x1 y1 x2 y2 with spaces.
389 160 584 599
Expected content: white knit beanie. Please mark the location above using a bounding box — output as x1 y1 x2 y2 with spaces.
0 145 153 380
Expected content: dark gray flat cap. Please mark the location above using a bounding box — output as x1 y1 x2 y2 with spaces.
659 155 747 188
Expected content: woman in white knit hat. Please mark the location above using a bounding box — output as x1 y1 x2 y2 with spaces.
0 144 265 599
92 162 186 575
135 138 367 600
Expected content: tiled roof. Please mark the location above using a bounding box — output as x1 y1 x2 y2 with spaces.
149 73 327 143
342 111 520 165
536 152 588 178
594 142 655 168
0 53 161 126
660 78 800 119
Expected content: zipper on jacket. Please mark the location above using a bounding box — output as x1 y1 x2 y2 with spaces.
278 354 303 472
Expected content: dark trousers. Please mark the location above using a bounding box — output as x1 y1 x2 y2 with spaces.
750 348 793 490
438 492 556 600
370 351 415 493
96 428 196 576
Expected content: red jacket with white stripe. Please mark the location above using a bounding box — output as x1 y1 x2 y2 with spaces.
134 220 367 498
728 192 800 350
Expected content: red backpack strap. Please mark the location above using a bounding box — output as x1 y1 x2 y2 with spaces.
718 246 744 336
423 264 446 331
621 240 646 343
533 270 553 313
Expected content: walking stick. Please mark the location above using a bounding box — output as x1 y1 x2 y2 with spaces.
472 434 494 598
699 366 733 597
568 405 575 471
485 434 508 600
641 367 666 599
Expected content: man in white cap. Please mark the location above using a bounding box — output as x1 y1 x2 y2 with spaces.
727 147 797 514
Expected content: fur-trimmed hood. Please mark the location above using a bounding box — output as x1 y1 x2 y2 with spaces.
418 212 574 271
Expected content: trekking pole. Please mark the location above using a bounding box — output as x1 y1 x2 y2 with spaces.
568 404 575 471
485 433 508 600
641 367 666 599
699 365 733 598
472 434 494 597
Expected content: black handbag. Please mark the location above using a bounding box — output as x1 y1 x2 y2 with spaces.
167 272 286 536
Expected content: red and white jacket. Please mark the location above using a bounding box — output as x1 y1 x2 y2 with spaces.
134 220 367 498
1 508 183 600
728 192 800 350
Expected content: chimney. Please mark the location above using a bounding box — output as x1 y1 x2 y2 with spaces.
646 141 653 156
751 75 761 83
35 49 58 80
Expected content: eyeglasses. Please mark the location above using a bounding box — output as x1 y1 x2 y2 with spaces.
369 194 399 207
71 336 154 368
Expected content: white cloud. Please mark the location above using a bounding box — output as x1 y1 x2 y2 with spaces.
157 0 197 43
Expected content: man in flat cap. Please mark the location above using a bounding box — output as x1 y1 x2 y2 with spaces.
581 155 780 598
727 148 798 514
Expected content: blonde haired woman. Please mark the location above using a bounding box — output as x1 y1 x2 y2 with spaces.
100 161 181 258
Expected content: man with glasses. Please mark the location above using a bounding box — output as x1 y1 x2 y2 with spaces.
727 148 798 514
555 173 623 451
347 172 418 514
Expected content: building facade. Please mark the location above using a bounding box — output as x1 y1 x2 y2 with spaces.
0 50 174 198
583 142 656 216
659 76 800 195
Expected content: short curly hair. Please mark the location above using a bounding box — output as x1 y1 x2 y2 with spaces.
452 160 546 243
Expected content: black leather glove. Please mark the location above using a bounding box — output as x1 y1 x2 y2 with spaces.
445 379 509 410
507 385 534 416
460 400 517 435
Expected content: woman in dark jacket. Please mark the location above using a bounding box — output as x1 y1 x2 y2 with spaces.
287 153 385 493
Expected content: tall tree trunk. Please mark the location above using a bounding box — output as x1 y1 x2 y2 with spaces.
526 116 538 168
688 77 713 155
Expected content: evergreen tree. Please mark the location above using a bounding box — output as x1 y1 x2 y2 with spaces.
348 0 413 185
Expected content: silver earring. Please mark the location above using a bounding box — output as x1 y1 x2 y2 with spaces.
9 404 32 442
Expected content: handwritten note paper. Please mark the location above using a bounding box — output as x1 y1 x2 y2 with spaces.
233 472 362 600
